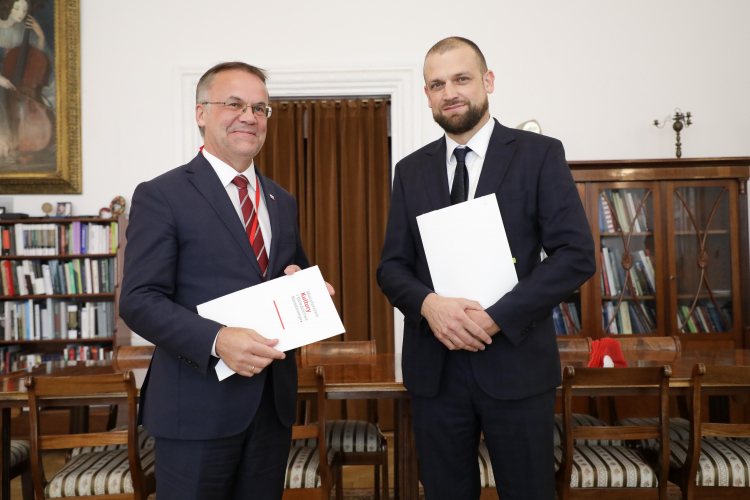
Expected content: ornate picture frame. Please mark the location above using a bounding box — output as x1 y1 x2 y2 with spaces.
0 0 80 193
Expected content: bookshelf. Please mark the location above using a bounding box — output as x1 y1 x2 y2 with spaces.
554 157 750 350
0 216 129 374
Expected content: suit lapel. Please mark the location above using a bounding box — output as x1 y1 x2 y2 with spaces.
256 169 281 279
422 137 451 211
475 119 517 198
186 154 264 280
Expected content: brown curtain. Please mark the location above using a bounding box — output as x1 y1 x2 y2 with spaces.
256 99 394 425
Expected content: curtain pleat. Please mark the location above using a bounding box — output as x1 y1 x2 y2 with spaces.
256 99 394 427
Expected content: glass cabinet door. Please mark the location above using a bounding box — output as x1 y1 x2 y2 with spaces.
668 182 740 337
595 183 663 335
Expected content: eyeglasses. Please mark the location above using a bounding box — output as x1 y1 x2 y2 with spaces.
201 100 272 118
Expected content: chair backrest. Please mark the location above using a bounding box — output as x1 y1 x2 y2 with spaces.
557 337 592 352
24 372 145 499
558 366 672 498
293 366 333 493
113 345 155 369
300 340 376 367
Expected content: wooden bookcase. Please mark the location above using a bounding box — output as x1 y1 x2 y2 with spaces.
0 215 130 373
555 157 750 351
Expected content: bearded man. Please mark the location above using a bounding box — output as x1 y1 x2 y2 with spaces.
377 37 595 500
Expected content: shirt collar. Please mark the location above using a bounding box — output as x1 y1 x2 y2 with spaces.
202 149 257 191
445 115 495 164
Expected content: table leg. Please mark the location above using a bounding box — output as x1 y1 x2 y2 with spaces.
69 406 90 434
2 407 10 500
395 399 419 500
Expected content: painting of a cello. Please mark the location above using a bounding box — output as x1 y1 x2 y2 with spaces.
0 0 55 172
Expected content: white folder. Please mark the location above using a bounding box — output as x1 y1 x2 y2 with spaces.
197 266 345 380
416 194 518 308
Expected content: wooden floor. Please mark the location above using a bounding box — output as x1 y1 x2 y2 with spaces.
10 432 683 499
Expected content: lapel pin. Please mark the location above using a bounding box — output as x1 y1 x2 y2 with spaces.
270 194 275 201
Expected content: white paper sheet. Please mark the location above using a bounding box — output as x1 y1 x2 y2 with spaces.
416 194 518 308
197 266 345 380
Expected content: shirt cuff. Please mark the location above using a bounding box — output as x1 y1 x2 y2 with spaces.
211 327 222 358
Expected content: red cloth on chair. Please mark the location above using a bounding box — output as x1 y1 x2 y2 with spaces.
587 338 629 367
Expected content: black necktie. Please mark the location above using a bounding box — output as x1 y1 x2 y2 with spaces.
450 146 471 205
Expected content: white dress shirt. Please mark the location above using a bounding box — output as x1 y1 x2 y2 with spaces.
202 148 273 358
444 116 495 201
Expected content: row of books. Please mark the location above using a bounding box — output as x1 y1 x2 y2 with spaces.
601 247 655 296
0 258 116 297
2 300 115 341
1 221 118 256
602 300 657 334
599 190 650 233
677 304 733 333
552 302 582 335
0 345 112 374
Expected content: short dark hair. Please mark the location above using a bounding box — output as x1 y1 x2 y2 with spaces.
196 62 268 137
425 37 488 75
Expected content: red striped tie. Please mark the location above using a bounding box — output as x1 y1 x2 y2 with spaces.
232 174 269 278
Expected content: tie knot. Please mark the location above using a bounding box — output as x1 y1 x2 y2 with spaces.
231 175 249 189
454 146 471 164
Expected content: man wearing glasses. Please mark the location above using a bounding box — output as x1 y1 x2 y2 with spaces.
121 62 320 500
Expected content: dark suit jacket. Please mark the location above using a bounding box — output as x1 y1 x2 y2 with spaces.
119 153 309 440
377 119 596 400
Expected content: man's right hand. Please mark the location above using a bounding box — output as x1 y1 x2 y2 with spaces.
215 327 286 377
420 293 492 351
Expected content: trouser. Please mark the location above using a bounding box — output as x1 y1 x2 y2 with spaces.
411 349 556 500
154 368 292 500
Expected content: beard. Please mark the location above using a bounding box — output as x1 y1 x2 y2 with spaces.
432 95 489 135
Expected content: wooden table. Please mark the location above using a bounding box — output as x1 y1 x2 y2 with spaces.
2 350 750 500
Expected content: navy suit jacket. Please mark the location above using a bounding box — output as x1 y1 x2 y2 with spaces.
119 153 309 440
377 119 596 400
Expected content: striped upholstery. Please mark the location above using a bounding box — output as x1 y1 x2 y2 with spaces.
44 448 155 498
285 446 336 489
292 420 382 452
10 440 30 468
553 445 658 488
70 425 155 457
554 414 623 447
669 440 750 487
616 417 727 449
478 440 495 488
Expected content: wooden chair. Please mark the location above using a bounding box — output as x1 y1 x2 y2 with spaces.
285 365 342 500
25 372 155 499
670 364 750 498
556 365 672 500
298 340 389 500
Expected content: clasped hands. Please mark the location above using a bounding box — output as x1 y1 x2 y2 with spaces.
421 293 500 352
215 265 335 377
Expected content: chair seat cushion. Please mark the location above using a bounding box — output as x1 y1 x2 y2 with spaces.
291 420 384 452
285 446 336 489
10 440 30 468
554 414 623 447
70 425 155 457
669 440 750 487
478 440 495 488
45 448 155 498
554 445 658 488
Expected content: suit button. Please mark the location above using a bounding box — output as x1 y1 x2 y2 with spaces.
191 362 198 369
177 355 183 360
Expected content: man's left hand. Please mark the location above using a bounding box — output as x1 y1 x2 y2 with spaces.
466 309 500 337
284 265 335 296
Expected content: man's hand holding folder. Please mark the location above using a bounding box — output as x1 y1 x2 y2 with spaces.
213 265 335 378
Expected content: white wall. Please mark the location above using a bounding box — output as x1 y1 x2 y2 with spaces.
7 0 750 216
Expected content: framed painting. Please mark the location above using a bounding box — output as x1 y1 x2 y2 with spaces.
0 0 80 193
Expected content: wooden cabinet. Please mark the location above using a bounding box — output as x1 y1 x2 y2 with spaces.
0 216 129 373
556 157 750 350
